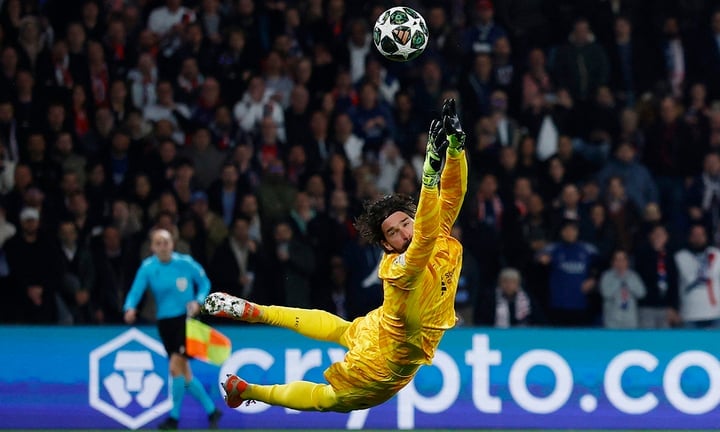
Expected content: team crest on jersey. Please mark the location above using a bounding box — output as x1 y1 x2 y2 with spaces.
394 253 406 267
176 277 188 292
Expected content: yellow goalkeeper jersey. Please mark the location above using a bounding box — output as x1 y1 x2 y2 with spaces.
324 153 467 411
376 152 467 366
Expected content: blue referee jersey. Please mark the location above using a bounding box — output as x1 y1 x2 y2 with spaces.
123 252 211 320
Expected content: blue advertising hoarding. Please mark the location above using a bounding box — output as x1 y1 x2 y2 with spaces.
0 326 718 429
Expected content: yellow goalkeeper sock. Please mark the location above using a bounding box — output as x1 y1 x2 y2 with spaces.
243 381 339 411
259 306 351 346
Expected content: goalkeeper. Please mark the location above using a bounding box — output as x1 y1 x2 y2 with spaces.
204 99 468 412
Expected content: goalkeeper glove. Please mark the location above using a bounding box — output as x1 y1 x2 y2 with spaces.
442 98 466 157
422 118 447 188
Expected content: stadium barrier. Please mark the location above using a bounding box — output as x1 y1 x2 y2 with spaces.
0 326 718 430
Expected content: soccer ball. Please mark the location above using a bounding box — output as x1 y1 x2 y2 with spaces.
373 6 429 62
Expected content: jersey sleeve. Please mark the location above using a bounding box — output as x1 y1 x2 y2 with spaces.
123 262 150 311
439 151 468 235
190 258 211 303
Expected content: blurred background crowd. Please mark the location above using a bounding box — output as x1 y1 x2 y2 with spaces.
1 0 720 329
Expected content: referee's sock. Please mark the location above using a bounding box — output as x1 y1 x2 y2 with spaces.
170 376 185 419
186 377 216 414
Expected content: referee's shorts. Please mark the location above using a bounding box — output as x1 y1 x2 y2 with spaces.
157 314 187 357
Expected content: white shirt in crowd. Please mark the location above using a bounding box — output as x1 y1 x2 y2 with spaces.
674 246 720 322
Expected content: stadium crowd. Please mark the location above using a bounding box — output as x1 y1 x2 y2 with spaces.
1 0 720 329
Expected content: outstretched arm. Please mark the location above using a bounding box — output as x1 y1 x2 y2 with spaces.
439 98 468 235
399 120 444 282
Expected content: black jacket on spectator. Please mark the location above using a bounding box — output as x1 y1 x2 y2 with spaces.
634 243 679 310
4 231 60 323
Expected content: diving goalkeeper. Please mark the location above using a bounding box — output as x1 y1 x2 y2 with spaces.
203 98 468 412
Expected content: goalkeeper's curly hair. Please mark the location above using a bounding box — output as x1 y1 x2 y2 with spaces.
354 194 417 246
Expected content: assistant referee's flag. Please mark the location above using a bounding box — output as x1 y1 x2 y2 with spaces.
186 318 232 365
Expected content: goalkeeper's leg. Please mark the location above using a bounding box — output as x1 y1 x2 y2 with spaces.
203 292 351 346
224 374 340 412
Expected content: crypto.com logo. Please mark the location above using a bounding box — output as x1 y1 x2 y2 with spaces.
89 328 172 429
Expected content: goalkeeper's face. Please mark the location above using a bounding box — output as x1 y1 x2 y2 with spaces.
380 211 413 254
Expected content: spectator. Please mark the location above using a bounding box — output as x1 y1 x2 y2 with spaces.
178 22 216 76
521 48 553 110
361 55 399 107
128 52 158 109
489 89 520 148
86 41 111 109
216 27 255 105
5 207 61 323
581 86 619 164
347 81 393 155
463 0 507 55
674 224 720 328
635 223 680 328
552 134 592 184
462 173 504 323
263 50 293 108
599 249 646 328
206 163 242 227
175 56 204 106
284 85 311 145
333 112 364 170
702 11 720 100
181 127 225 190
618 107 645 155
580 203 618 270
492 37 516 99
52 133 86 186
285 144 312 189
604 15 662 107
686 152 720 243
411 59 443 127
25 133 61 194
516 134 542 180
257 158 296 225
17 15 49 73
553 18 609 104
147 0 196 62
550 183 585 234
91 225 137 324
0 202 16 321
423 5 463 76
189 190 227 261
493 267 538 327
55 219 95 324
267 220 315 307
209 216 263 303
233 75 285 143
143 81 191 144
603 176 640 251
596 141 659 211
462 53 494 120
0 142 16 194
127 173 154 228
536 219 599 326
302 110 333 173
238 193 263 245
392 91 423 158
644 99 696 231
539 156 568 207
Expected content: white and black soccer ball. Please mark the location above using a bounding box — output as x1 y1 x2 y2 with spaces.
373 6 429 62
